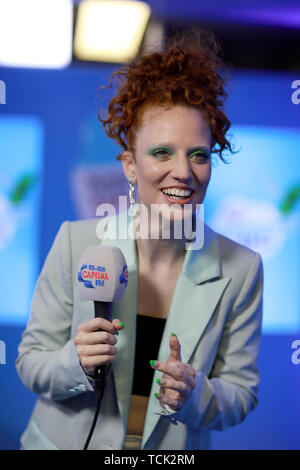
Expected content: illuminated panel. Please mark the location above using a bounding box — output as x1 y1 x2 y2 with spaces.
0 0 73 69
74 0 151 63
0 116 43 325
207 125 300 333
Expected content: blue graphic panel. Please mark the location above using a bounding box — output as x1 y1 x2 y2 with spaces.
206 125 300 333
0 116 43 325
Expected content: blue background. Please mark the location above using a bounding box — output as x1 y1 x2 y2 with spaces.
0 62 299 449
0 116 43 324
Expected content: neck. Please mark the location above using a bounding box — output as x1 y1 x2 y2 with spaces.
133 209 189 268
136 235 186 269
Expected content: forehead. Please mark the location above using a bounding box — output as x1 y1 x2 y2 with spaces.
135 104 211 147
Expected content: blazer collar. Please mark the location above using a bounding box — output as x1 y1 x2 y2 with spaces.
182 221 221 285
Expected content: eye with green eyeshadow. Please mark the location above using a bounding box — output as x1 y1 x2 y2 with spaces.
147 147 174 157
146 146 210 161
188 150 210 162
147 147 174 158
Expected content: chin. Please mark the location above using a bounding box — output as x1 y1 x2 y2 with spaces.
150 202 196 238
133 199 202 238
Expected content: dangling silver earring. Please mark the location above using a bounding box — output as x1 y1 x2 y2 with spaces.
128 172 136 214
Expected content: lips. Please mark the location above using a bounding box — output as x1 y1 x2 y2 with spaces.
160 186 194 204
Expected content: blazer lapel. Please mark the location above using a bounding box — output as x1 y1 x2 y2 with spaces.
141 223 231 448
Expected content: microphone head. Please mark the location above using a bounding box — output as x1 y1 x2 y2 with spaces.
77 245 128 302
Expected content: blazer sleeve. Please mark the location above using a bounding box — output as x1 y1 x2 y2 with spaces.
15 221 95 401
159 252 263 431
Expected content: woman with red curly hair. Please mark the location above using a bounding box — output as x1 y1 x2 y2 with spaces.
16 30 263 451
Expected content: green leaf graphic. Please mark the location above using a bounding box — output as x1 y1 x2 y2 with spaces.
279 183 300 215
9 174 37 206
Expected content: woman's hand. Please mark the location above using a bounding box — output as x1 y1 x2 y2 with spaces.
74 318 124 376
151 334 196 410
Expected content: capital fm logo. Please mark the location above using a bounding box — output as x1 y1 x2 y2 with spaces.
78 264 109 288
119 264 128 288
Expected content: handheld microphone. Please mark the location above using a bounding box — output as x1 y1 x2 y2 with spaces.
77 245 128 391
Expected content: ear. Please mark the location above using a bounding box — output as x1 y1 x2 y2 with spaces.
121 150 137 183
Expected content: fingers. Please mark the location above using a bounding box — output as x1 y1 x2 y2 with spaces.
158 374 195 391
154 370 196 410
150 333 183 377
77 317 124 334
74 318 125 375
155 392 183 411
80 353 116 373
76 342 118 357
74 330 118 347
74 318 125 350
150 359 195 381
112 318 125 331
168 334 182 362
150 335 196 411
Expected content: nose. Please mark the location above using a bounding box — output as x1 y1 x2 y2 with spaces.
170 154 193 183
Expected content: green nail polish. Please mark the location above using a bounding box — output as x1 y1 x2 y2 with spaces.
150 360 156 367
154 392 159 398
171 332 177 337
119 322 125 327
156 378 161 385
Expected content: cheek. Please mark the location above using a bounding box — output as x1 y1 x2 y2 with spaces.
137 160 164 184
204 167 212 186
193 168 211 205
197 165 212 188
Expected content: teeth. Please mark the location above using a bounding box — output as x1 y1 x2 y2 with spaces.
161 188 192 197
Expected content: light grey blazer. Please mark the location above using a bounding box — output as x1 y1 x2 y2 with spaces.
16 211 263 450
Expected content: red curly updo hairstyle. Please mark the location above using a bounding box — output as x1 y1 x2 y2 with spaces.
98 28 235 163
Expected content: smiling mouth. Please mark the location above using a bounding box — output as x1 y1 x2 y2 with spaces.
160 187 194 202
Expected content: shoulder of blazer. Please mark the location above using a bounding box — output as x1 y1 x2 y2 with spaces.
216 231 263 307
217 231 262 269
67 217 100 255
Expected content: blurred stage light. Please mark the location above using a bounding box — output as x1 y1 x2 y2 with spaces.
0 0 73 69
74 0 151 63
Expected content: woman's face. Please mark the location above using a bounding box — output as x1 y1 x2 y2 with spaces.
122 104 212 221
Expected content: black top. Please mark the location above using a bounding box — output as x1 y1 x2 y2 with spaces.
131 313 167 397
